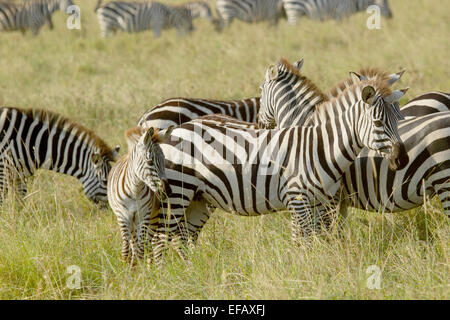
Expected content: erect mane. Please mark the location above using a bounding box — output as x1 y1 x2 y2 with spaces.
278 58 328 102
16 107 115 159
329 67 391 97
316 78 393 112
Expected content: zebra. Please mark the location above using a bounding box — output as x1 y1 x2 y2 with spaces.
107 126 172 266
137 60 304 130
0 106 120 206
0 0 73 35
95 0 194 38
281 0 392 25
256 59 450 218
215 0 285 30
141 72 407 264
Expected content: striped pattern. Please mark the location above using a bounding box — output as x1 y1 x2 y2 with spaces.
0 0 72 35
138 97 260 130
175 1 215 24
107 126 171 265
0 106 119 205
216 0 284 29
144 75 405 264
257 60 450 218
282 0 392 25
95 0 194 38
400 91 450 117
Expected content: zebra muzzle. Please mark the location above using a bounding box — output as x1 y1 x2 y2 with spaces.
388 142 409 171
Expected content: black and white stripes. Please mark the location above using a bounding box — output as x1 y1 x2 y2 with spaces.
95 0 194 38
0 0 72 35
281 0 392 25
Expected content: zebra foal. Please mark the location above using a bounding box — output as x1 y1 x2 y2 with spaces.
0 0 73 35
0 106 119 206
107 126 172 265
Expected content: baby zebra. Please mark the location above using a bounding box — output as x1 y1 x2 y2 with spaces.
143 74 407 265
0 106 119 205
107 126 172 265
95 0 193 38
0 0 73 35
282 0 392 25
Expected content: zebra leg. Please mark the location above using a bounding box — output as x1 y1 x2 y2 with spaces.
436 183 450 217
287 196 317 244
46 15 54 30
117 216 133 264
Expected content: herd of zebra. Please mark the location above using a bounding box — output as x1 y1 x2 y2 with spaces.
0 0 393 37
1 55 448 266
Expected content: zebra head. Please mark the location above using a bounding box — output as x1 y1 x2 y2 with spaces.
190 1 214 22
356 81 409 170
86 145 120 206
259 58 322 129
373 0 392 18
133 127 173 200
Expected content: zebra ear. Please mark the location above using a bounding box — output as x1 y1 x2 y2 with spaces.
112 145 120 160
293 58 304 72
268 65 279 81
362 86 376 104
350 71 365 83
91 152 103 167
387 69 406 86
163 125 175 140
144 127 155 145
385 87 409 104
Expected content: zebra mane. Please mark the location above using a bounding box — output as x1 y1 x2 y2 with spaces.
17 107 115 159
328 67 391 98
125 126 165 151
317 78 393 113
278 58 327 101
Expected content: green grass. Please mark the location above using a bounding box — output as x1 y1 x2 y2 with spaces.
0 0 448 299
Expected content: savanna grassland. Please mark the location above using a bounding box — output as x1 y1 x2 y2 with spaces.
0 0 449 299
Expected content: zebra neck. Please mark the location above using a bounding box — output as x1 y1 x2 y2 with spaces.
126 152 147 195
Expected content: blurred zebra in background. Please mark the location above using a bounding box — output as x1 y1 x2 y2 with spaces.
0 0 72 35
95 0 194 38
0 106 119 205
215 0 284 30
282 0 392 25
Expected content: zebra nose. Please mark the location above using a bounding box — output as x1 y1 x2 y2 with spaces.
388 142 408 171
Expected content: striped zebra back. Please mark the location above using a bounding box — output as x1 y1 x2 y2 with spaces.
138 97 260 130
0 106 119 205
282 0 392 24
400 91 450 117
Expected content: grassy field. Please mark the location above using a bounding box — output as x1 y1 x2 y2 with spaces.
0 0 449 299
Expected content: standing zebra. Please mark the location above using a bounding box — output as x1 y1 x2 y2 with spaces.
215 0 284 30
0 106 119 205
142 72 407 264
95 0 194 38
107 126 172 266
0 0 73 35
257 59 450 218
282 0 392 25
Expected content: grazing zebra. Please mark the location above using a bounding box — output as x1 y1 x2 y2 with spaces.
137 59 305 130
107 126 172 266
143 72 407 264
281 0 392 25
215 0 284 30
0 106 119 205
257 59 450 218
0 0 73 35
401 91 450 117
95 0 193 38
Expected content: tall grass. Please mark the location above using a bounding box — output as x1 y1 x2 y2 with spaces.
0 0 448 299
